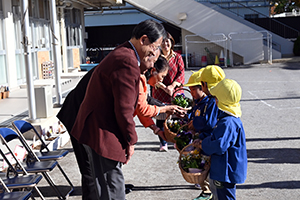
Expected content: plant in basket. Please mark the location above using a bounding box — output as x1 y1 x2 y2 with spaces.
180 149 210 173
172 93 193 109
174 130 193 151
166 118 188 133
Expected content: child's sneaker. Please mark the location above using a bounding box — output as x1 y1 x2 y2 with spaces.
159 144 168 152
194 184 201 190
193 192 212 200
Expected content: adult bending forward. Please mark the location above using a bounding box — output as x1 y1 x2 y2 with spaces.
70 19 166 200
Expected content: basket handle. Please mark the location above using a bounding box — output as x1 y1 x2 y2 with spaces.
166 114 172 120
176 123 189 135
172 87 191 99
179 143 197 158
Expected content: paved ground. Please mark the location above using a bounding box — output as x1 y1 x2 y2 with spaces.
1 59 300 199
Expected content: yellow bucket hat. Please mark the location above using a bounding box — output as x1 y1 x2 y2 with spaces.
210 79 242 117
200 65 225 90
183 68 205 87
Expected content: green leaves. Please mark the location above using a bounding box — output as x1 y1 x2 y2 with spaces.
166 119 187 133
174 131 193 150
180 151 210 172
172 93 192 108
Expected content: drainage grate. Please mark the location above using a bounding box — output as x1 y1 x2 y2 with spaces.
0 111 29 128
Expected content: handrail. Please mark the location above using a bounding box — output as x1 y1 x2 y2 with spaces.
195 0 300 38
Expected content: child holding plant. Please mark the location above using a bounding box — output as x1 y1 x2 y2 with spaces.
182 67 223 200
188 65 225 200
194 79 247 200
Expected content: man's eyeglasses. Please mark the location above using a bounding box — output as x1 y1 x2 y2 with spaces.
147 37 160 51
149 43 159 51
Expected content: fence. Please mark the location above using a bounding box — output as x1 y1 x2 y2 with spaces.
228 31 272 65
185 31 272 67
185 34 228 68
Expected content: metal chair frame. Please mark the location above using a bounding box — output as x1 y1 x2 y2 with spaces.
12 120 74 199
0 157 43 200
0 127 68 200
0 176 32 200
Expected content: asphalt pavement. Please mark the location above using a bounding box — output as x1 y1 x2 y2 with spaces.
1 58 300 199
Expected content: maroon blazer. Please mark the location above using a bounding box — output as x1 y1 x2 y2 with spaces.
71 42 140 163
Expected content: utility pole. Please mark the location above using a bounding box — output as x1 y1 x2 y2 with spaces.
21 0 37 121
49 0 63 107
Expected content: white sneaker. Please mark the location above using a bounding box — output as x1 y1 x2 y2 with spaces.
159 144 168 152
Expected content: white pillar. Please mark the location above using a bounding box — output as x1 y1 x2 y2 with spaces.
21 0 37 121
49 0 63 106
59 7 68 74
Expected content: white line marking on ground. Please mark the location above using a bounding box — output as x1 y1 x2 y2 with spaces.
247 91 300 110
248 91 276 109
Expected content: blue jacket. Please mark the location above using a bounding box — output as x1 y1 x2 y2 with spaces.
202 111 247 184
189 95 219 140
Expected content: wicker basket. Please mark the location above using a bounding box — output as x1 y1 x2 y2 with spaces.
163 114 178 143
178 144 210 184
174 124 190 152
171 87 193 110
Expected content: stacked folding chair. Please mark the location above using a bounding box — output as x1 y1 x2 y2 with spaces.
0 127 70 200
12 120 74 199
0 129 44 199
0 167 43 200
0 175 31 200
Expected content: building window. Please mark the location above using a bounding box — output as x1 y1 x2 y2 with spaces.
38 0 50 20
65 8 82 47
13 0 49 83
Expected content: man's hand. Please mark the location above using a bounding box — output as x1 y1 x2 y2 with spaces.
124 145 135 164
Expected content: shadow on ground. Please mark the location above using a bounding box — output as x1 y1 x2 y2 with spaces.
237 180 300 189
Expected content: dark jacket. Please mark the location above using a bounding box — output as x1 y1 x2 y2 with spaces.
56 67 95 132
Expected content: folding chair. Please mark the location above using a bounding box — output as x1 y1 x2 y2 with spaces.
12 120 74 198
0 178 31 200
0 173 43 193
0 192 31 200
0 159 43 199
0 128 67 200
0 174 31 200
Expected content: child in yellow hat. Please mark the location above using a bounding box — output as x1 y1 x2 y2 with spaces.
194 79 247 200
199 65 225 95
183 68 220 200
187 65 225 200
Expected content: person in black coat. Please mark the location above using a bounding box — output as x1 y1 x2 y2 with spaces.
56 67 98 200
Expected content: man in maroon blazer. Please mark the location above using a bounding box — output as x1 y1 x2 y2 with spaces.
70 19 166 200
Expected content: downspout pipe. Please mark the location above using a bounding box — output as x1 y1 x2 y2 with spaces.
49 0 63 107
21 0 38 121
